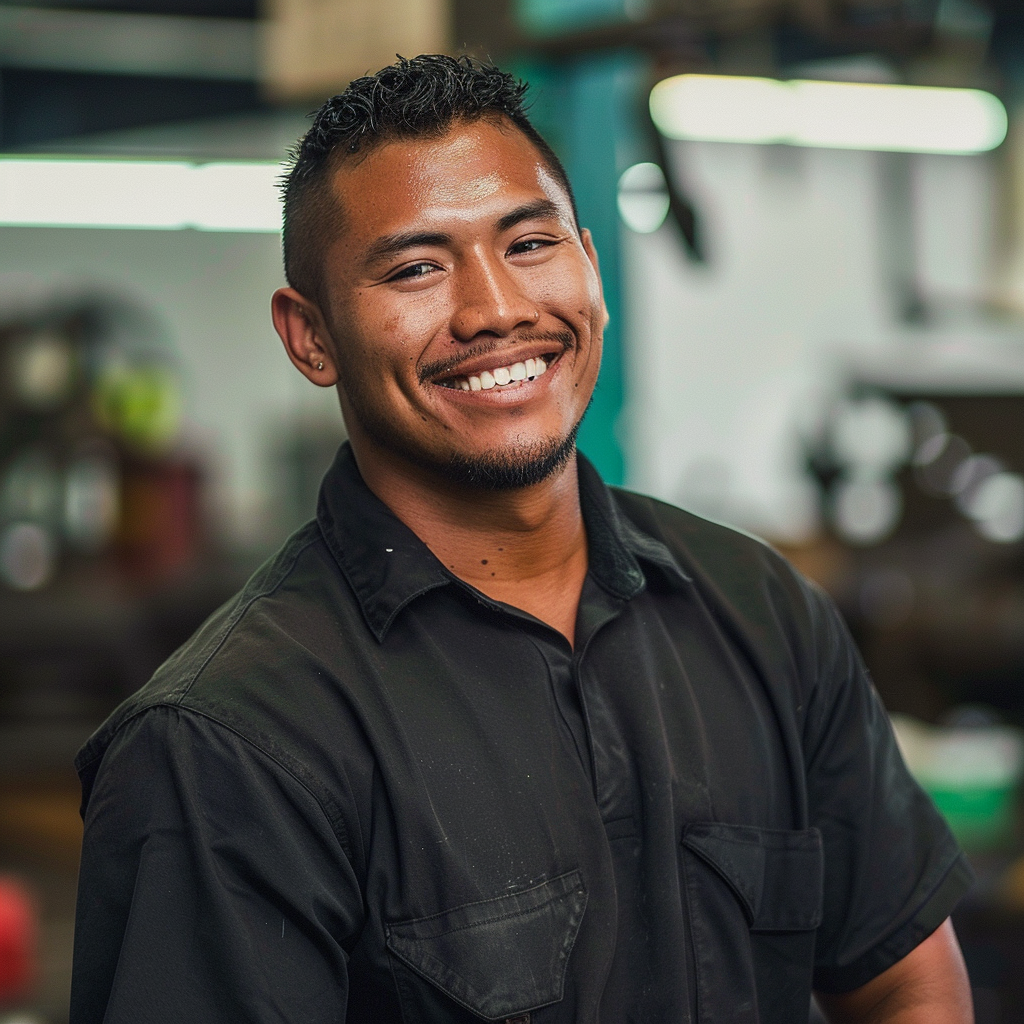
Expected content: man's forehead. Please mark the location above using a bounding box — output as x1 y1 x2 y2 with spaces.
328 119 573 234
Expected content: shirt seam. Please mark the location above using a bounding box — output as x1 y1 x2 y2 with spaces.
177 529 325 702
123 700 359 865
813 846 973 991
74 525 325 775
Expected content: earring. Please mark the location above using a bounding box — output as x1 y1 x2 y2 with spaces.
316 361 324 371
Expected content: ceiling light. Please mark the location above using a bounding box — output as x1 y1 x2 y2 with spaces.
617 162 670 234
0 158 283 231
650 75 1008 155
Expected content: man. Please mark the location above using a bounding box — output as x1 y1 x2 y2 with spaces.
71 55 974 1023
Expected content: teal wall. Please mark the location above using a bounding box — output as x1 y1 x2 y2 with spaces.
512 50 648 485
516 0 629 35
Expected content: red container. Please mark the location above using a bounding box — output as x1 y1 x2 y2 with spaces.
0 876 37 1004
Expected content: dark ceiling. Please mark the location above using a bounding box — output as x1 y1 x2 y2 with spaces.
0 0 1020 151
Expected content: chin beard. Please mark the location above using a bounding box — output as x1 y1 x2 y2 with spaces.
347 384 591 491
442 421 582 490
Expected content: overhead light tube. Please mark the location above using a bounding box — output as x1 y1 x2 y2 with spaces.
0 158 284 231
650 75 1008 155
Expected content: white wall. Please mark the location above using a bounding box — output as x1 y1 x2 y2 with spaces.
0 141 1011 551
0 226 342 548
622 139 1009 541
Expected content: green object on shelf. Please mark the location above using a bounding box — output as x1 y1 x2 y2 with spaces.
93 362 181 452
927 783 1017 850
892 713 1024 853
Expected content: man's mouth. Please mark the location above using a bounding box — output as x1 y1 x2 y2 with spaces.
437 354 552 392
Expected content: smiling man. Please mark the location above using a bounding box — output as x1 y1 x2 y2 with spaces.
71 56 974 1024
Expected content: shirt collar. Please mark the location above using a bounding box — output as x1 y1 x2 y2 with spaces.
317 442 691 642
575 454 693 598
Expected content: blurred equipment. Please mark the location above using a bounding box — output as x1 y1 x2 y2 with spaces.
0 295 204 590
809 389 1024 550
0 295 232 786
805 381 1024 726
0 288 247 884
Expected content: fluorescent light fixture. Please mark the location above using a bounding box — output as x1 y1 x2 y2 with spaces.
0 158 284 231
650 75 1008 154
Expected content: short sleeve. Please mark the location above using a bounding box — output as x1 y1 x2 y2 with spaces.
71 705 365 1023
803 588 974 993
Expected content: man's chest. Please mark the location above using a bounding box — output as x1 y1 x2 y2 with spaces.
351 588 803 845
321 588 817 1023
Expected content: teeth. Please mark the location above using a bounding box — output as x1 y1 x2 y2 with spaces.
449 356 551 393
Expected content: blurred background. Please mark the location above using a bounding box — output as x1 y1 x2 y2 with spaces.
2 0 1024 1019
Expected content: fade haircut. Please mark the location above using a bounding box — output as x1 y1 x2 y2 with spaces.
280 54 579 307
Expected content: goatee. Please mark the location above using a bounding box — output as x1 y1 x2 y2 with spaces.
442 420 582 490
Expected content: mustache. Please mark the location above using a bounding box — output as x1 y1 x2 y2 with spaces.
418 330 574 384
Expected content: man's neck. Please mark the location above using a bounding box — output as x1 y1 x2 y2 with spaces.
353 446 589 647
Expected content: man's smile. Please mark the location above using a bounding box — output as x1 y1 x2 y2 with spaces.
436 353 552 391
420 328 574 398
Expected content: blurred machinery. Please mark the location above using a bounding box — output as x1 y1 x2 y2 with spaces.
0 297 198 592
0 298 242 778
806 383 1024 721
803 373 1024 1022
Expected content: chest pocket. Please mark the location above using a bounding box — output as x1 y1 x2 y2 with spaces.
385 870 587 1022
681 823 823 1024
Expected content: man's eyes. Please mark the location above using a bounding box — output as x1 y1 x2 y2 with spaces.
386 239 557 281
508 238 557 255
388 262 439 281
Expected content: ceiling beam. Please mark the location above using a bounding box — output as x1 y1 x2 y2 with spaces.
0 6 258 79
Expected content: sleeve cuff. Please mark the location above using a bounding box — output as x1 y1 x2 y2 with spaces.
813 851 976 994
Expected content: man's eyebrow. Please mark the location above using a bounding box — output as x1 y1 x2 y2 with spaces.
362 231 452 266
495 199 563 234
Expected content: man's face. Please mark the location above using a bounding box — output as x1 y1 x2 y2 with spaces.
316 117 606 490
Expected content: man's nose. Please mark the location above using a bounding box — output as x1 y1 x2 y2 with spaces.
449 253 539 342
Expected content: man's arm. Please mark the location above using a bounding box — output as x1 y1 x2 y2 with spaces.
72 705 362 1023
815 919 973 1024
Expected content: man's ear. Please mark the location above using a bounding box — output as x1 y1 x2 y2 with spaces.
580 228 610 329
271 287 340 387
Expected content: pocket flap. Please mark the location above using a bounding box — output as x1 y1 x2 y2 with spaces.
682 823 822 931
386 870 588 1022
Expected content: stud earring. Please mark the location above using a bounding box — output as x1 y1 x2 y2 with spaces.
316 361 324 371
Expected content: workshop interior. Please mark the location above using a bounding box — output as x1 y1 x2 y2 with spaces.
2 0 1024 1019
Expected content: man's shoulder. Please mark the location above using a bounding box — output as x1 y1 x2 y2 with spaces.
75 520 344 774
610 485 806 591
608 485 837 658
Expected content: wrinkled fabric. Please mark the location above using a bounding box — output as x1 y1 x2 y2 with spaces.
71 443 972 1024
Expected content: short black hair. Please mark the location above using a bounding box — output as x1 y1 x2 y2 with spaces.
280 54 579 306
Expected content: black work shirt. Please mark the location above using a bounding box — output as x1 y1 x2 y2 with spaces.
71 444 972 1024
